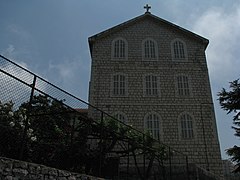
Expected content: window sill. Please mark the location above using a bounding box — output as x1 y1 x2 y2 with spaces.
110 95 129 98
111 57 128 61
142 58 158 61
172 59 188 62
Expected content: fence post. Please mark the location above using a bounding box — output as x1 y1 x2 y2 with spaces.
169 147 172 180
127 140 130 179
68 112 77 169
98 111 104 177
186 155 190 180
143 134 146 180
19 75 37 160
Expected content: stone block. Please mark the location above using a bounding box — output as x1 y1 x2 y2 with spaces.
4 176 13 180
14 161 28 169
58 177 68 180
58 170 71 177
26 174 44 180
12 168 28 176
28 163 41 174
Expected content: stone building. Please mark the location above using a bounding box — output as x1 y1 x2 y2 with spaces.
88 7 223 178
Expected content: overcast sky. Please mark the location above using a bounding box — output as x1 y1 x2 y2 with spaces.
0 0 239 159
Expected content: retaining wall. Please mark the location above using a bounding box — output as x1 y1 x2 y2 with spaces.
0 157 104 180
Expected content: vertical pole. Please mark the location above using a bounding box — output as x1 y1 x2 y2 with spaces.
19 75 37 160
69 113 76 169
143 134 146 180
117 157 120 180
99 111 104 177
127 140 130 179
186 155 190 180
169 147 172 180
70 115 76 148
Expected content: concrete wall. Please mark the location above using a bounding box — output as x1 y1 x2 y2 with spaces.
0 157 104 180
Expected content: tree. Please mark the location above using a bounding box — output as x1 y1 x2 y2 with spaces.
0 100 23 158
0 95 90 171
218 79 240 172
19 95 96 172
0 94 168 178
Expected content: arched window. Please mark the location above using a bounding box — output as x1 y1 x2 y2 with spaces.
179 113 194 139
113 112 127 123
112 38 128 59
142 39 158 60
176 74 190 96
171 39 187 61
111 73 128 96
144 112 161 140
143 74 159 96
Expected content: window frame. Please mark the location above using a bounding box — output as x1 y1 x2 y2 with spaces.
144 112 162 140
113 112 128 124
111 73 128 97
143 74 160 97
178 113 195 140
171 38 188 61
142 38 158 61
111 37 128 60
175 74 192 97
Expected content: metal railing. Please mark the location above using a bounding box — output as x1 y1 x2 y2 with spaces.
0 55 217 180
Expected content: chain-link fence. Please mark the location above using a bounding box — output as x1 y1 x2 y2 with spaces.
0 55 218 180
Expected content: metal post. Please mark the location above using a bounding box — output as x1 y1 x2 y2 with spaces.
169 147 172 180
127 141 130 179
143 134 146 179
70 115 76 148
69 113 76 169
186 155 190 180
99 111 104 177
19 75 37 160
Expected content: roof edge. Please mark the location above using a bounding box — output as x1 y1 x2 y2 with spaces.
88 13 209 55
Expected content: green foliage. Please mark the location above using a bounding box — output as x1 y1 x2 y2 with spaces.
0 95 89 172
0 101 23 158
227 146 240 163
0 94 169 177
218 79 240 171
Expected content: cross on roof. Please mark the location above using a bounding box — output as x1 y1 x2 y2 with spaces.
144 4 151 13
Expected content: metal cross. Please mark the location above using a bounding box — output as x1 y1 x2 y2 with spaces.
144 4 151 13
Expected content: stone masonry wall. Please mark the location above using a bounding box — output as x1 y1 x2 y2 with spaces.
0 157 104 180
88 14 223 178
